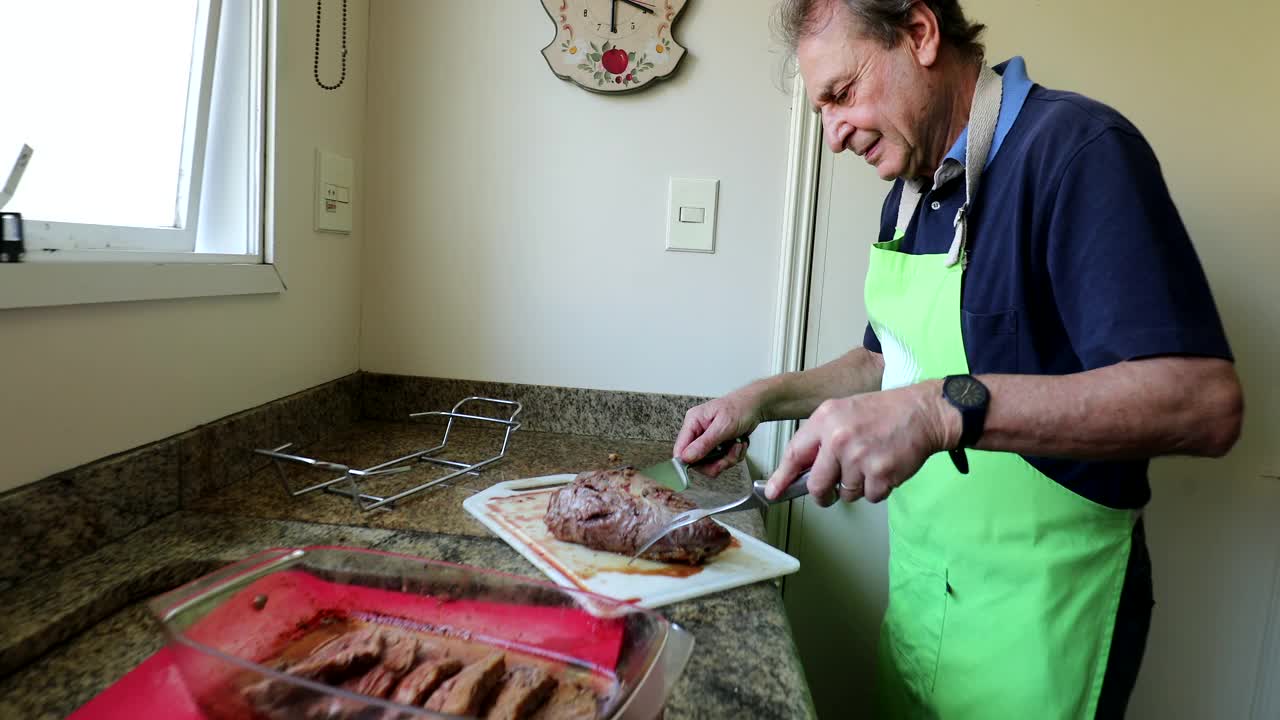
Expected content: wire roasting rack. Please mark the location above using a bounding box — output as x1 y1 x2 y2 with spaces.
253 397 522 512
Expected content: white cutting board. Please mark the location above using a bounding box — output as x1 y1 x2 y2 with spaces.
463 475 800 609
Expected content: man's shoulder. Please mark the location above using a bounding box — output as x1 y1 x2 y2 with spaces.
998 83 1162 185
1013 84 1148 159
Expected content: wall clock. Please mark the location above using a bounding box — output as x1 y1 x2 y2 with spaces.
540 0 689 94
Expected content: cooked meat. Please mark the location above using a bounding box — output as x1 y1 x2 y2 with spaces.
486 667 557 720
244 628 385 711
305 695 365 720
350 633 419 698
388 655 464 706
307 633 421 719
528 682 601 720
544 468 731 564
290 627 386 682
424 652 507 717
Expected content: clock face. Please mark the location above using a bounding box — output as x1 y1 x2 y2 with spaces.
540 0 689 93
584 0 647 39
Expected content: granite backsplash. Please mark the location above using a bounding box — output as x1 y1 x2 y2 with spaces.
0 373 709 591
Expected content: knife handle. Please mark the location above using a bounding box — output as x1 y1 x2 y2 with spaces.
751 470 811 504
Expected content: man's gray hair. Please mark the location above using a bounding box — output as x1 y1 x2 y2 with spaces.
775 0 986 60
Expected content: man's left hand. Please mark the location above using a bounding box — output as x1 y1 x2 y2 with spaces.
765 382 956 507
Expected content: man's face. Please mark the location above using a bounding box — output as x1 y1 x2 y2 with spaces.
797 3 937 181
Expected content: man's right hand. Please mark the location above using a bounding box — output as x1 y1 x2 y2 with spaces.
673 391 763 478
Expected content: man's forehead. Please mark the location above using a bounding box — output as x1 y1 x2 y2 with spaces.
797 16 871 107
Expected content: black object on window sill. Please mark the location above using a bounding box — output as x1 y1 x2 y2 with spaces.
0 211 23 263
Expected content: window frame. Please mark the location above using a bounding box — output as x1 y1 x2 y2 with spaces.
0 0 283 310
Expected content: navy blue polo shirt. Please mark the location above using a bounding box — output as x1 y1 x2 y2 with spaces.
863 59 1233 509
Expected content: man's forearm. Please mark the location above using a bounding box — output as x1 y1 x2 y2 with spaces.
926 357 1243 460
751 347 885 422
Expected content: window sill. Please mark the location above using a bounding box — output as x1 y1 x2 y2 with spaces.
0 260 285 310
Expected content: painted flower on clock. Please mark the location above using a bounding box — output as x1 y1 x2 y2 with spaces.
651 38 672 63
560 39 583 65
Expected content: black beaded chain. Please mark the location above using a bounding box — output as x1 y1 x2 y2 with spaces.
313 0 348 90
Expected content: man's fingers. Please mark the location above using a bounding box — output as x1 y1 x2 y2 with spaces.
833 459 866 504
692 438 749 476
673 411 709 460
804 445 842 508
766 431 819 499
680 415 733 464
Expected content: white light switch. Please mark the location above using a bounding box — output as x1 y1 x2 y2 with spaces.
315 149 353 234
666 177 718 253
678 206 705 223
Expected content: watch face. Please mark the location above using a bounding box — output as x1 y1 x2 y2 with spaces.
946 376 989 409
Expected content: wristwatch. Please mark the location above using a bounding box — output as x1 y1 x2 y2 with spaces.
942 374 990 474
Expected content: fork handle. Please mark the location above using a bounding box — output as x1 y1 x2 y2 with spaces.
751 470 811 504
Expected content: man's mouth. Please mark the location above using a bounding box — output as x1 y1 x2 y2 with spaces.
860 138 881 162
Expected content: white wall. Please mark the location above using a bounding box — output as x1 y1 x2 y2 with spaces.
359 0 793 397
0 1 370 493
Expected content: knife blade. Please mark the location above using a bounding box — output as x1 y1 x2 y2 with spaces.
636 436 748 491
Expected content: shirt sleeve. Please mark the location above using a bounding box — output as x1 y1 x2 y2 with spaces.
1045 127 1233 369
863 323 882 353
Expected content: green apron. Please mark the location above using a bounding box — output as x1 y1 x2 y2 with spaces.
868 66 1136 719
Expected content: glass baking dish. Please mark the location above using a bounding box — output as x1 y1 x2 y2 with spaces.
147 546 694 720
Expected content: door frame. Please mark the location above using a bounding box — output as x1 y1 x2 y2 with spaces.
762 74 823 549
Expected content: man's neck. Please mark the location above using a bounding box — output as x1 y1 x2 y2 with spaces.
918 56 981 181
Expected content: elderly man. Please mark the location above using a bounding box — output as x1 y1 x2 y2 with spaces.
673 0 1244 717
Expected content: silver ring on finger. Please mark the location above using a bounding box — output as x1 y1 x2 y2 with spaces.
836 479 857 493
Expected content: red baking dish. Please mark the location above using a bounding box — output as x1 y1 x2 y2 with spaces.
144 546 694 719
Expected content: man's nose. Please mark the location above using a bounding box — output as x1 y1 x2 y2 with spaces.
822 111 849 153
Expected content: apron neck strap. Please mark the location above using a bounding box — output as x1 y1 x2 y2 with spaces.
895 64 1004 267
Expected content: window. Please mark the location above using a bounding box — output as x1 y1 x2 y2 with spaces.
0 0 266 262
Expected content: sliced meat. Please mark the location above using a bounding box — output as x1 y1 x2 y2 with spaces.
528 681 601 720
544 468 731 564
243 628 386 712
424 652 506 717
388 655 464 706
289 627 386 682
349 632 419 698
486 667 557 720
307 633 421 719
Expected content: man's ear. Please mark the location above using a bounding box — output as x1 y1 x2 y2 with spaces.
903 2 942 67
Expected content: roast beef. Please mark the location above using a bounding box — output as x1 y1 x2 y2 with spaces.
388 654 463 706
544 468 732 565
243 627 385 711
528 682 601 720
486 666 557 720
307 632 420 719
424 652 507 717
290 627 386 682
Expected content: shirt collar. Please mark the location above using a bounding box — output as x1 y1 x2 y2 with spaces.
934 56 1035 186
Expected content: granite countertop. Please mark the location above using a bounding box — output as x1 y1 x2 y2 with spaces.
0 421 816 719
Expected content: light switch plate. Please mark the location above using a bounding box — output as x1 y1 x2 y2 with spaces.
666 177 718 253
315 149 353 234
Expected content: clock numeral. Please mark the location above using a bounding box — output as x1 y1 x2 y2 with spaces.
631 22 636 30
583 8 588 17
597 23 603 31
